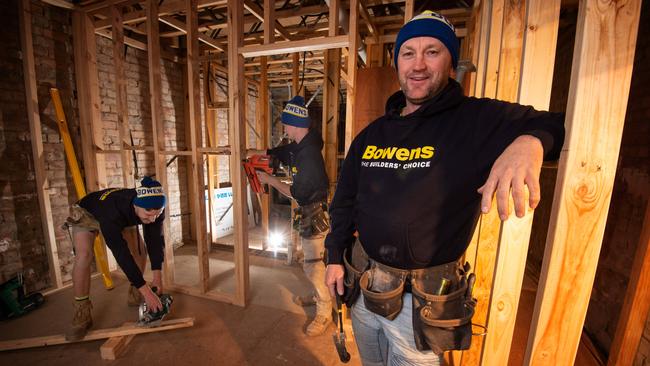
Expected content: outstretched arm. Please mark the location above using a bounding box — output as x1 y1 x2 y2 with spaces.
477 135 544 221
257 171 292 199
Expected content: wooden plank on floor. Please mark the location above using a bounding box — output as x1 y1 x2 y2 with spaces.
524 0 642 364
18 0 63 289
227 0 250 307
100 323 135 360
0 318 194 352
166 284 235 303
608 200 650 365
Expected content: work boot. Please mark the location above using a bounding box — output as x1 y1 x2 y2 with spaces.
127 285 143 307
305 314 331 336
65 299 93 341
292 294 317 307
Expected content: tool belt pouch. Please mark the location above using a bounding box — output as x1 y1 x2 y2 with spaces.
359 265 406 321
411 271 475 354
63 204 99 231
299 202 330 238
342 244 368 308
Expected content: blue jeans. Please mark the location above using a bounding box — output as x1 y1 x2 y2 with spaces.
352 293 443 366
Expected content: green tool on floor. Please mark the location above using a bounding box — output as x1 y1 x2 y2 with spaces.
137 287 173 327
0 273 44 319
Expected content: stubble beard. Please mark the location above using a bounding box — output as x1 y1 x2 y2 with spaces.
400 73 448 106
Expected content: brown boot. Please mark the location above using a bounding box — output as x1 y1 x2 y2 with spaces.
292 294 317 307
305 314 331 336
65 299 93 341
127 285 143 307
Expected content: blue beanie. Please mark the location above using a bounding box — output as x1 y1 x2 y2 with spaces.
133 176 166 209
394 10 459 69
281 96 310 128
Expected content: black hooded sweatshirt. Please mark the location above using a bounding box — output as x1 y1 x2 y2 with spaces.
79 188 165 288
268 129 329 206
325 79 564 269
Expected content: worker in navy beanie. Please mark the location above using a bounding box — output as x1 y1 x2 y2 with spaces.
257 94 331 336
134 176 166 209
64 176 168 341
394 10 460 70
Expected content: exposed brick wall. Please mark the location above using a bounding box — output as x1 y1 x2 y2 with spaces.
0 0 260 291
94 36 191 246
0 0 78 291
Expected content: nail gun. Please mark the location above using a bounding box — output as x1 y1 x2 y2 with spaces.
137 287 173 327
242 154 276 194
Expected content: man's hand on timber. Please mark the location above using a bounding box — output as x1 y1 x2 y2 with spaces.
477 135 544 221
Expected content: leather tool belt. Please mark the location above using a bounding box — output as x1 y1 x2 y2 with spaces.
295 201 330 238
342 240 477 354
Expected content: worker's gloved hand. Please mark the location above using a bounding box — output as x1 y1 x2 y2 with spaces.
139 284 163 313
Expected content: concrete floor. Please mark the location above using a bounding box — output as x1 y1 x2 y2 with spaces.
0 235 602 365
0 267 361 366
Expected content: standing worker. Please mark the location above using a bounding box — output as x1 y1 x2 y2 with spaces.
324 11 565 364
256 96 332 336
64 176 167 341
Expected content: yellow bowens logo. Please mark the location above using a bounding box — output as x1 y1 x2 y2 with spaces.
362 145 435 161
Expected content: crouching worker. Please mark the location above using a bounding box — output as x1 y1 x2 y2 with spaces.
256 96 332 336
63 176 167 341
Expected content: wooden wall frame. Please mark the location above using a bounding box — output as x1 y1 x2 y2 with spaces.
19 0 63 290
525 0 642 363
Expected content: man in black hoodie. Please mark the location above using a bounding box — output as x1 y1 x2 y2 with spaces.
257 96 332 336
64 176 167 341
324 10 565 365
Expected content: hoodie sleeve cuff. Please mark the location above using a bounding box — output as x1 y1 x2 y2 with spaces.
523 130 554 160
326 247 345 265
